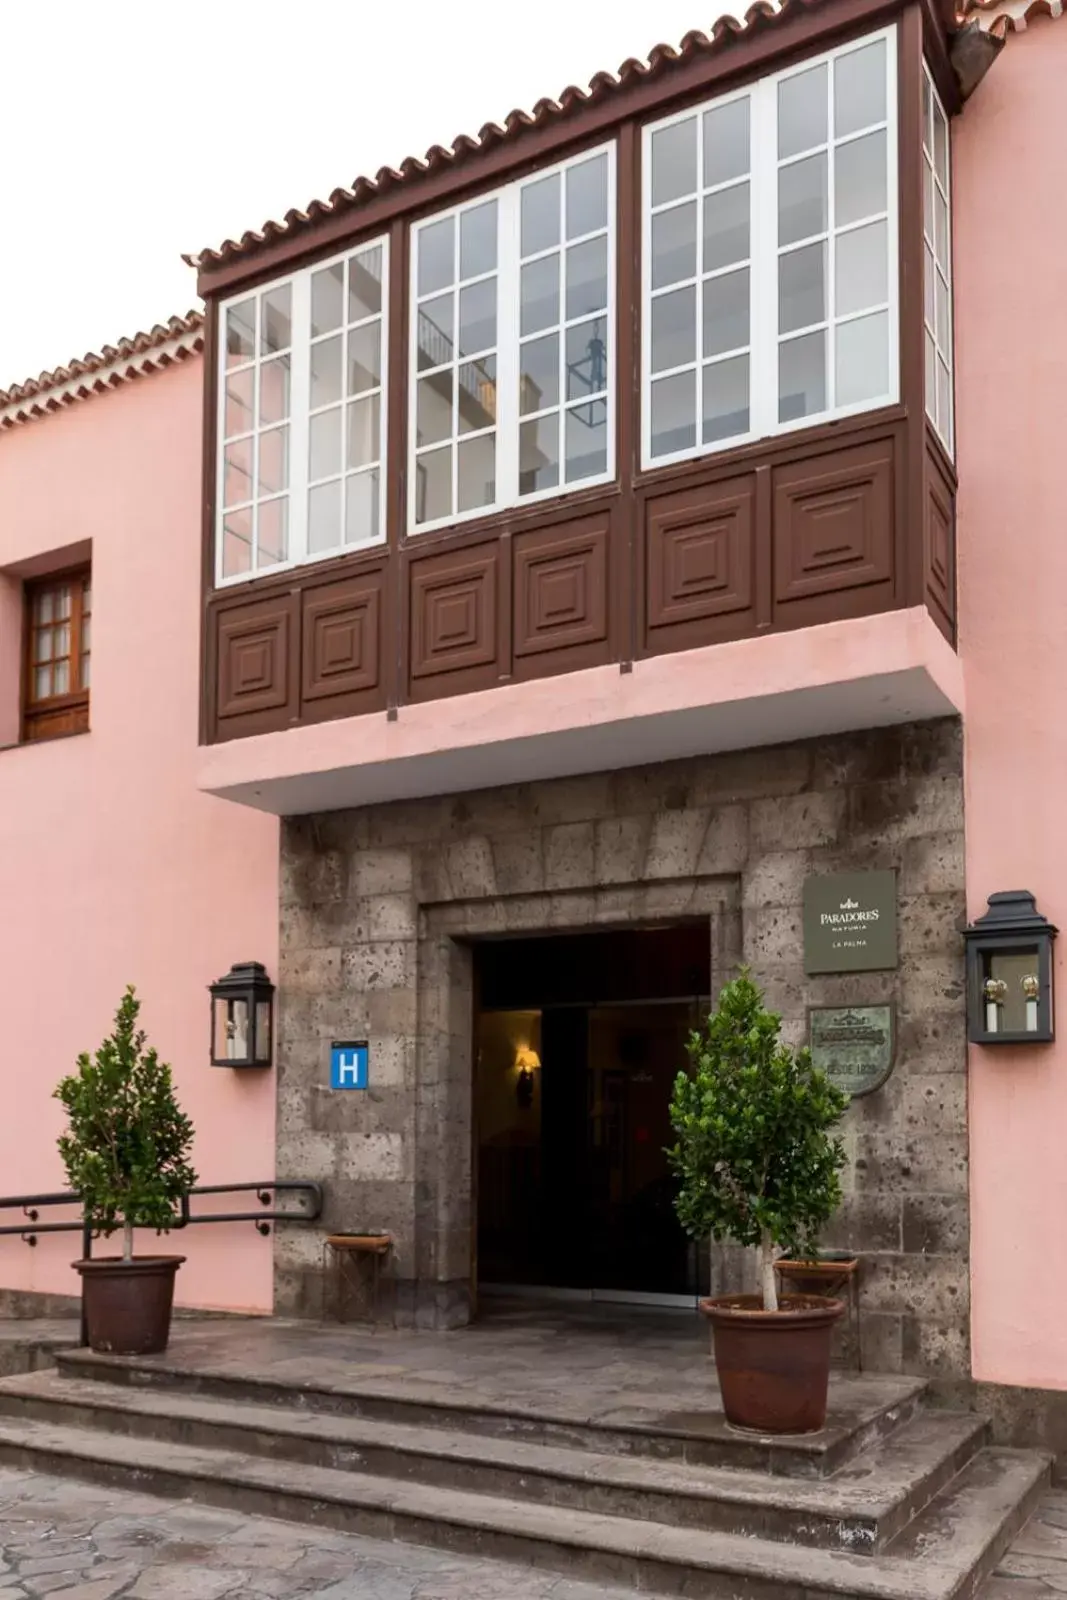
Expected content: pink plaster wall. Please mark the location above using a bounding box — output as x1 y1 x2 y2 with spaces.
0 359 279 1314
955 21 1067 1388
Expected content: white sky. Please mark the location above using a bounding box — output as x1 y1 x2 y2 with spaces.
0 0 732 389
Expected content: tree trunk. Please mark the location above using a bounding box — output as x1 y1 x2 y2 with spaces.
123 1220 134 1264
759 1231 778 1312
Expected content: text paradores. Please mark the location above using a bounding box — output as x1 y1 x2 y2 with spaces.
803 870 898 974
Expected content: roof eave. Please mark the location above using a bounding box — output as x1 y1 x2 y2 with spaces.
192 0 914 299
0 312 205 432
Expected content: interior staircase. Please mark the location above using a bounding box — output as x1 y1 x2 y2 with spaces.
0 1344 1050 1599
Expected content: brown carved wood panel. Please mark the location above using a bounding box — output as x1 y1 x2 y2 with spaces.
772 439 894 624
203 417 925 743
924 435 956 644
301 569 384 720
641 474 756 655
408 542 499 700
512 513 610 678
216 593 295 735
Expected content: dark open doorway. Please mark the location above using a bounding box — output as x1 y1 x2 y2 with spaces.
473 923 711 1306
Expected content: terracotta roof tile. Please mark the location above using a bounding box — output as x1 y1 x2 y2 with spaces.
186 0 830 274
959 0 1064 32
0 311 204 431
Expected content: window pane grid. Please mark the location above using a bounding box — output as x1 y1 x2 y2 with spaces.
80 576 92 690
411 144 614 532
519 152 611 498
414 200 500 525
217 240 388 584
644 26 896 469
647 92 753 461
220 289 293 577
25 572 90 710
520 221 606 266
776 149 887 256
777 39 891 425
922 63 953 454
307 244 386 554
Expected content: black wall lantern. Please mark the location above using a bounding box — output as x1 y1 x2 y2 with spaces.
963 891 1057 1045
210 962 275 1067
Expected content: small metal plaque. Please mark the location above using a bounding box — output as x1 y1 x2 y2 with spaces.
809 1005 895 1098
803 870 898 974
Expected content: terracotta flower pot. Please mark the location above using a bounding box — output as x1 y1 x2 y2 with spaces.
74 1256 185 1356
700 1292 844 1434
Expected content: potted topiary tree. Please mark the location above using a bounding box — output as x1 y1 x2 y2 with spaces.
55 986 196 1356
669 970 849 1434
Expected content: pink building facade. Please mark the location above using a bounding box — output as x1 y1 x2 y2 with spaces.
3 0 1067 1456
954 2 1067 1401
0 329 278 1313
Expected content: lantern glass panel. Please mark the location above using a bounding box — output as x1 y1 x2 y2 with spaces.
983 948 1040 1034
212 997 227 1061
213 997 251 1061
255 1000 272 1063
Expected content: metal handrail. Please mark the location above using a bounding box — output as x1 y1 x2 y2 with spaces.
0 1180 323 1245
0 1181 324 1345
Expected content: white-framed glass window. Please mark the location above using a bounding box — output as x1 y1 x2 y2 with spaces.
645 89 754 460
410 144 615 533
217 237 388 584
643 27 898 469
922 63 953 455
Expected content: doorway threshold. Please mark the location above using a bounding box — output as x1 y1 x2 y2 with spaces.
480 1281 698 1311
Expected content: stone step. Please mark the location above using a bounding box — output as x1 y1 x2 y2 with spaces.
0 1319 78 1378
54 1345 927 1478
0 1409 1046 1600
0 1371 988 1553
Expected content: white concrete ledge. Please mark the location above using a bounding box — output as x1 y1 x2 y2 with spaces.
197 607 965 816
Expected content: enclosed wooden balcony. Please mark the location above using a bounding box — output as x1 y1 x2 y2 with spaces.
196 0 963 813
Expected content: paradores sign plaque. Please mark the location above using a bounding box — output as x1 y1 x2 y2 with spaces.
803 870 898 974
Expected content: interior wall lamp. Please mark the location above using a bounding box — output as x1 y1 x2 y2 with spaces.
963 891 1057 1045
515 1047 540 1109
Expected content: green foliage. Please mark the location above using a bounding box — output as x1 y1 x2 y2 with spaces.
54 987 196 1245
668 969 848 1264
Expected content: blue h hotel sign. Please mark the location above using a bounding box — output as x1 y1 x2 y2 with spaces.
330 1041 369 1091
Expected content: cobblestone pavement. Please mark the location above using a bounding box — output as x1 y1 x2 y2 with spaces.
0 1464 632 1599
985 1488 1067 1596
0 1461 1065 1598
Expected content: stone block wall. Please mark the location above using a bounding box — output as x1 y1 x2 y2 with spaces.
276 717 968 1375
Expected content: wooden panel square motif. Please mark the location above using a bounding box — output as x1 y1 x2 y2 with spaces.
513 516 608 660
925 455 955 637
645 475 755 646
217 597 291 723
410 546 497 681
302 572 382 704
773 440 893 607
